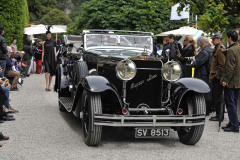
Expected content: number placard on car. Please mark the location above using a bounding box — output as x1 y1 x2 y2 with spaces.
135 127 170 138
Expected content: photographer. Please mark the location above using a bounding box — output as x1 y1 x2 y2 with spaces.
161 34 181 63
178 35 196 78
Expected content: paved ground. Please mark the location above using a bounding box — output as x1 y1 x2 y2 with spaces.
1 74 240 160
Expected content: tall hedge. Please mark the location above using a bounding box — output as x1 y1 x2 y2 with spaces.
0 0 29 50
40 9 72 25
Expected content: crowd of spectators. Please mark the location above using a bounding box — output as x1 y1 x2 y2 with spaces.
160 29 240 133
0 25 47 147
0 25 63 147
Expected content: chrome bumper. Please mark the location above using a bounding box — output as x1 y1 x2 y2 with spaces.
94 114 205 127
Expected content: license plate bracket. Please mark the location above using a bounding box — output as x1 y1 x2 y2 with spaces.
135 127 170 138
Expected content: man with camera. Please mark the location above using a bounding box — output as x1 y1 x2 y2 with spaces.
160 34 181 63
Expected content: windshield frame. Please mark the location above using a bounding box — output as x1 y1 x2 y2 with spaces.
83 32 153 53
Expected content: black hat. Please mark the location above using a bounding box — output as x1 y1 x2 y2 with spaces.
0 25 4 31
46 25 52 34
211 33 222 39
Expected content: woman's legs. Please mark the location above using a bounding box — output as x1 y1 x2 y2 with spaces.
45 72 49 89
48 75 53 90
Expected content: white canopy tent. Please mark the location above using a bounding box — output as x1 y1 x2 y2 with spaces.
24 25 67 35
24 25 67 42
156 26 205 37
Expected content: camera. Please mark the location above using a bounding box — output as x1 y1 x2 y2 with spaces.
1 78 6 81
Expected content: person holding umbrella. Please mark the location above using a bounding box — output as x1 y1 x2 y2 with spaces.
209 33 226 121
221 30 240 133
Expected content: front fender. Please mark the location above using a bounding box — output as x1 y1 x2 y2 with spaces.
174 78 210 93
82 76 115 92
72 75 123 113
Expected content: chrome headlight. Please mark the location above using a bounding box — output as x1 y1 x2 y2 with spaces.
116 59 137 81
162 61 181 82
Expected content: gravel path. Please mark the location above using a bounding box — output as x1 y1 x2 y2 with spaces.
1 74 240 160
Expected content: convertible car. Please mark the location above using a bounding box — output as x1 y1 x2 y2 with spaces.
57 30 210 146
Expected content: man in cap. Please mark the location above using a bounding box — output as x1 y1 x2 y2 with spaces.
209 33 226 121
0 25 8 77
221 30 240 132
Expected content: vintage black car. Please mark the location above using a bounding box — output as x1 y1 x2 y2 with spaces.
57 30 210 146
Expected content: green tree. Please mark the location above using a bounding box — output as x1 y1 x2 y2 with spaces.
167 0 240 33
40 9 72 25
68 0 187 35
0 0 29 50
27 0 57 21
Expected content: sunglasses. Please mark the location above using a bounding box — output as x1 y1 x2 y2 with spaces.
184 39 188 41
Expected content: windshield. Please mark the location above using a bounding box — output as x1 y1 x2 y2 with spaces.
84 34 153 51
88 49 152 57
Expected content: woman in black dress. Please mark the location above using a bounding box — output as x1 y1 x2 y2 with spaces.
42 27 56 91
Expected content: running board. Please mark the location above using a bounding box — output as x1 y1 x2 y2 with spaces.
59 97 73 112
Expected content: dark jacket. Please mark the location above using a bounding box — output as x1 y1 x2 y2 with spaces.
191 45 212 80
179 44 195 77
221 43 240 88
162 41 181 63
5 55 13 74
23 44 33 61
34 44 42 60
0 35 8 60
161 44 169 57
209 43 225 82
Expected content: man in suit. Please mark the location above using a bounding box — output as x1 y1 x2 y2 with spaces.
221 30 240 133
187 37 213 114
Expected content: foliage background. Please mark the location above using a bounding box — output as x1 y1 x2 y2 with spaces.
167 0 240 34
0 0 29 50
67 0 187 35
40 9 72 25
27 0 57 22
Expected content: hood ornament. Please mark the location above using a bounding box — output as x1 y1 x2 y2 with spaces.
141 46 148 56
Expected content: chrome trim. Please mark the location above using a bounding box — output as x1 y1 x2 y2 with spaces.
83 29 153 35
94 114 206 127
89 69 97 75
129 108 166 112
137 68 161 70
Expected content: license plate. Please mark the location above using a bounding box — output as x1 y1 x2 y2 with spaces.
135 127 170 138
